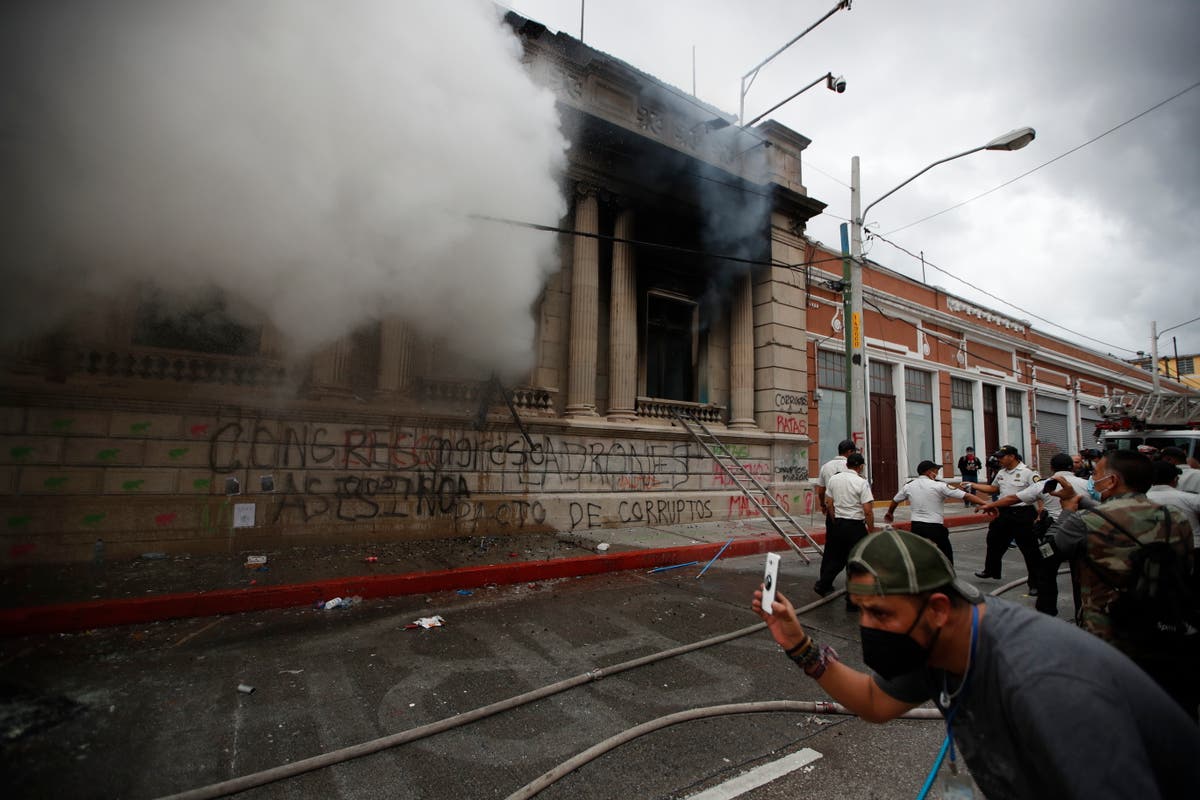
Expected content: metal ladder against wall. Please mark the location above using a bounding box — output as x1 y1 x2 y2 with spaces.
671 408 822 562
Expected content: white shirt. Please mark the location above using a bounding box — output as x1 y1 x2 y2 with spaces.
1176 466 1200 494
892 476 965 524
1015 471 1089 520
816 456 848 488
989 461 1040 506
827 469 874 520
1146 485 1200 546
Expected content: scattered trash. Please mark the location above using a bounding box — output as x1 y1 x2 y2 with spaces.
508 552 519 558
319 596 362 610
595 542 610 552
245 555 268 568
456 589 473 596
237 684 255 695
279 669 303 675
140 552 168 560
254 565 269 572
364 556 379 563
405 615 445 629
805 715 833 726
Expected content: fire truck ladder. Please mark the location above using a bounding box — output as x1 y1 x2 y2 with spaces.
671 408 822 562
1102 391 1200 428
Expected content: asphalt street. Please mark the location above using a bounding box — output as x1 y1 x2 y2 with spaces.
0 522 1058 800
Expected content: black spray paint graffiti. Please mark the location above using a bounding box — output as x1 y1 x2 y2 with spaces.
209 423 695 491
568 499 714 530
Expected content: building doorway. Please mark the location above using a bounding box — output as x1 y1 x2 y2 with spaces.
869 362 898 498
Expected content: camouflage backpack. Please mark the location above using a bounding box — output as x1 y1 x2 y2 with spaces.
1085 506 1197 645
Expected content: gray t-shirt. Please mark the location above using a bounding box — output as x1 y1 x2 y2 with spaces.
874 596 1199 799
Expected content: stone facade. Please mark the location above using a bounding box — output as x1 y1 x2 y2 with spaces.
0 13 823 564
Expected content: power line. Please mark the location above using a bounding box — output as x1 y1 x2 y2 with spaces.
867 231 1140 355
883 78 1200 237
469 213 846 271
1160 315 1200 336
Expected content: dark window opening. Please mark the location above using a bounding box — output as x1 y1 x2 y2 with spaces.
133 288 260 357
645 292 696 401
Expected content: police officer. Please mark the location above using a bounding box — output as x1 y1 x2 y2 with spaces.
962 445 1041 587
884 459 989 563
815 439 856 531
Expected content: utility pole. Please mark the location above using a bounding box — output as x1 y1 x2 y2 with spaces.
1151 321 1162 392
847 156 868 457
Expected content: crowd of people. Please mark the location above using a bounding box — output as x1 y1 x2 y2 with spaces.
768 438 1200 797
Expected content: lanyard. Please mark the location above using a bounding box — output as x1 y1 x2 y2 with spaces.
942 604 980 773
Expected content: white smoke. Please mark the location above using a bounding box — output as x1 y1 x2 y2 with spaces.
0 0 567 377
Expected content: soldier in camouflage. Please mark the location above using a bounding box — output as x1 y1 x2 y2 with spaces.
1050 448 1198 720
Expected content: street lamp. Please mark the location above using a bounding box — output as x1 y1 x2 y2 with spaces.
844 126 1036 474
738 0 851 125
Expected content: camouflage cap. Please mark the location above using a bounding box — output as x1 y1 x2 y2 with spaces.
847 528 983 603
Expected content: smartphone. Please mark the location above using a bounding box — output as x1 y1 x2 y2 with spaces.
761 552 781 614
1042 478 1061 494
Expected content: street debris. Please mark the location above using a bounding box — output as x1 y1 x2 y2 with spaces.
364 555 379 563
244 555 267 568
649 561 699 574
236 684 255 694
456 589 473 596
318 596 362 610
405 615 445 629
140 552 168 560
594 542 610 552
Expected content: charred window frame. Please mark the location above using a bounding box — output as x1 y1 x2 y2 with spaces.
132 287 261 356
643 290 697 402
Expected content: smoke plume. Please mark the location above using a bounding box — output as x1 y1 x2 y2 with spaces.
0 0 567 377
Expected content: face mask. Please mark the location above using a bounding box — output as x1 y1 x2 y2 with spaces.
860 598 938 680
1085 476 1101 501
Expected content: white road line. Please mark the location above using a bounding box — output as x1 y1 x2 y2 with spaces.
687 748 823 799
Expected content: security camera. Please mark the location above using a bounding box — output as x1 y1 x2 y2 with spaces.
827 74 847 93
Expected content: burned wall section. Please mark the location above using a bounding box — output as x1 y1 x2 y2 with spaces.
0 404 813 563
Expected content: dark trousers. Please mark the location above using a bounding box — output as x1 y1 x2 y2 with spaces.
983 506 1039 581
817 518 869 592
1034 554 1083 617
911 521 953 563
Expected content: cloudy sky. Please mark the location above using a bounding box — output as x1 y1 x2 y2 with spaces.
503 0 1200 361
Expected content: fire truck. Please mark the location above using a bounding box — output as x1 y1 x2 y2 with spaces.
1095 391 1200 460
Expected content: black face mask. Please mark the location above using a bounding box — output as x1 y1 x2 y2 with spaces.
860 598 938 680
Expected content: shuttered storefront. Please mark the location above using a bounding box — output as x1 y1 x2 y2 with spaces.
1035 394 1070 475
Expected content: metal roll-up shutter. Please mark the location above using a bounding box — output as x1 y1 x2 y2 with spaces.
1080 404 1105 449
1036 394 1070 475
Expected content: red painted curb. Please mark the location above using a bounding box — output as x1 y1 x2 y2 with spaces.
0 516 990 637
0 532 821 636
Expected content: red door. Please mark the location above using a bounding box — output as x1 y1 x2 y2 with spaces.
870 393 899 499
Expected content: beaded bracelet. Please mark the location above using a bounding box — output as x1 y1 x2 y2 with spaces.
802 644 839 680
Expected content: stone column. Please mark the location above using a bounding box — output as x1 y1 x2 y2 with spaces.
565 186 600 416
377 318 415 394
728 272 756 429
608 206 637 421
309 335 354 395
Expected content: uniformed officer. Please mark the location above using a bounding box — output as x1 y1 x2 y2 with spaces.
962 445 1041 586
883 459 989 563
981 452 1090 616
815 452 874 607
815 439 856 530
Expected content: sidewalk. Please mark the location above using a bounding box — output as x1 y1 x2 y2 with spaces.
0 504 989 635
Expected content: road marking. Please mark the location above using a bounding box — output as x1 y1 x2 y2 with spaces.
687 748 823 799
